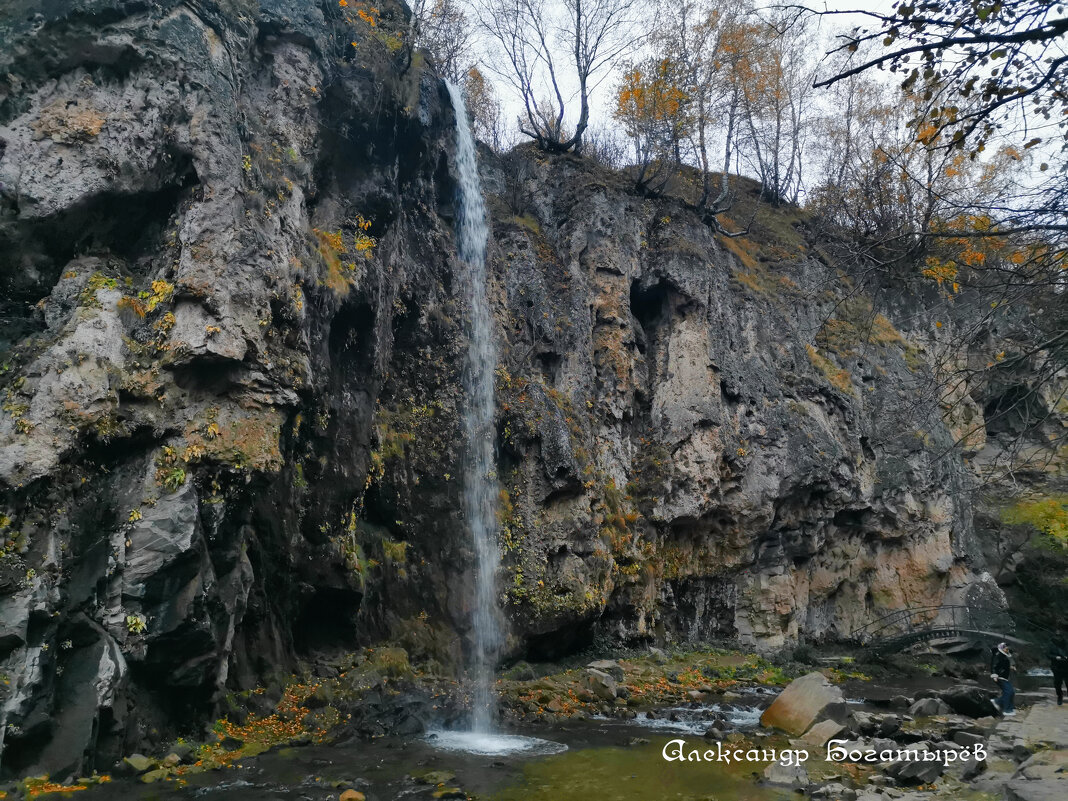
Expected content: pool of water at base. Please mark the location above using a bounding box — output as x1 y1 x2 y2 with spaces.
82 711 789 801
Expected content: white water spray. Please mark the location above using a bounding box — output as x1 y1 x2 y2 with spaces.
446 80 501 734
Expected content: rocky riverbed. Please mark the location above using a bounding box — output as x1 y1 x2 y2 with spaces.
3 646 1065 800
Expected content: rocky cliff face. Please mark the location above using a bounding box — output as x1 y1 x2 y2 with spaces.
0 0 998 781
474 153 998 655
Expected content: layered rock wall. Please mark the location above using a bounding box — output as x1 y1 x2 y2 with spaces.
474 153 995 655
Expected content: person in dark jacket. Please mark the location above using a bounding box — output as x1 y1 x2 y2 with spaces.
1049 635 1068 706
990 642 1016 716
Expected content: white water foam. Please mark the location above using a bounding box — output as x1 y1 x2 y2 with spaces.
426 730 568 757
629 704 763 735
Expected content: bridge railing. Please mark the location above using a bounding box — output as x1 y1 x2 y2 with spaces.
848 604 1019 645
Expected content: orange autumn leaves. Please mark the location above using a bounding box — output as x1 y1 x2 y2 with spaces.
313 214 376 295
614 59 692 143
338 0 377 23
923 213 1056 296
612 6 808 201
339 1 380 35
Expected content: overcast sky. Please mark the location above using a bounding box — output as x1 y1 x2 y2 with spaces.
457 0 896 150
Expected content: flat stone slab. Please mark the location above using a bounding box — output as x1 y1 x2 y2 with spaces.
800 719 846 748
762 761 808 787
970 698 1068 800
1020 702 1068 750
586 659 625 681
1005 749 1068 801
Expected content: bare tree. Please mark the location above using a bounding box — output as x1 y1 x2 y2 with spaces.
477 0 646 152
411 0 474 82
584 123 630 169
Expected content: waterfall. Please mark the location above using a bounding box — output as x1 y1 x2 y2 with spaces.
446 80 501 734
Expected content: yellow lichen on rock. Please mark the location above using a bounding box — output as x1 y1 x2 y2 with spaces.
32 100 106 143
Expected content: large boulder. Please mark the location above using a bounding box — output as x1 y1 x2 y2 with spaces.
585 668 618 702
940 685 996 717
761 672 848 736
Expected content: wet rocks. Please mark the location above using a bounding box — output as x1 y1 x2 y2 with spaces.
139 768 171 784
907 697 952 717
122 754 155 775
338 687 431 739
414 771 456 786
160 753 181 768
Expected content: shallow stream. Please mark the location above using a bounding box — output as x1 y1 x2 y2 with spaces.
76 656 1062 799
85 704 789 801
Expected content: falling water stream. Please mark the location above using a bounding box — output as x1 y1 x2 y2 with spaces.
435 82 565 757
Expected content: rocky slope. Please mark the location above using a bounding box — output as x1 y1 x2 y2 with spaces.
0 0 1002 781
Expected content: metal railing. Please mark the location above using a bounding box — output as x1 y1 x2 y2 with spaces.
847 604 1028 649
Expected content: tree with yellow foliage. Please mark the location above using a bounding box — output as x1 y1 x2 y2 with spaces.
613 57 693 188
647 0 736 212
727 9 815 205
639 2 815 208
463 66 506 150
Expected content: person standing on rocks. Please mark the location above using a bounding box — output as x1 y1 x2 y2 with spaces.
990 642 1016 716
1048 635 1068 706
